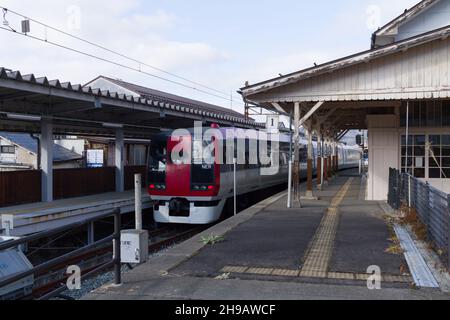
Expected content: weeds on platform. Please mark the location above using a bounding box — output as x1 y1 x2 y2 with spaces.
385 237 404 255
399 205 428 242
384 221 404 255
200 234 225 245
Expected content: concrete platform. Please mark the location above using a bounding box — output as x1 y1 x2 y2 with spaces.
85 170 449 300
0 190 152 236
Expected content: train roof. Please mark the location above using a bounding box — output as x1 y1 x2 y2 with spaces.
152 127 290 142
151 127 362 150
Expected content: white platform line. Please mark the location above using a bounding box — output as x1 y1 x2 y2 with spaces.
394 225 439 288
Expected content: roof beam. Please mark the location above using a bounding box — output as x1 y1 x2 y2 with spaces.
271 102 288 114
336 130 349 141
299 101 324 127
316 107 338 126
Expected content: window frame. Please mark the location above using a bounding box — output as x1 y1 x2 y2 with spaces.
400 129 450 180
0 145 15 154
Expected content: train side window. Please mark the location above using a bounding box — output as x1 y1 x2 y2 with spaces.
299 146 307 163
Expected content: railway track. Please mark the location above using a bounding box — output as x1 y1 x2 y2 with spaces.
29 226 204 299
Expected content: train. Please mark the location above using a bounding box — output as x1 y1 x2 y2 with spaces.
147 126 361 225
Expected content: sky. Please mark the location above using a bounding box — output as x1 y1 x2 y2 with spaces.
0 0 419 115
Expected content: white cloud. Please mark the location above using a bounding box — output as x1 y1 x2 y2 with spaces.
0 0 228 84
129 10 178 30
0 0 426 111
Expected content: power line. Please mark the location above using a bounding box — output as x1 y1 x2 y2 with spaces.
0 25 241 104
0 5 245 106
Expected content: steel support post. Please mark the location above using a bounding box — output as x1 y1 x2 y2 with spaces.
40 119 53 202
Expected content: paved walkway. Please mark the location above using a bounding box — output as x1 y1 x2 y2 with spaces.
85 170 449 300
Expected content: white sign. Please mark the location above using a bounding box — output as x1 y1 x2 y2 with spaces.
86 149 104 168
266 115 280 133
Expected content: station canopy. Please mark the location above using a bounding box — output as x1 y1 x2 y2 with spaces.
240 25 450 136
0 68 261 138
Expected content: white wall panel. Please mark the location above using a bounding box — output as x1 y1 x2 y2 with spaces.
253 37 450 103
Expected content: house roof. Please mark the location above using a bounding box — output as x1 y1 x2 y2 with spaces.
0 132 83 162
373 0 438 39
240 24 450 97
86 76 246 120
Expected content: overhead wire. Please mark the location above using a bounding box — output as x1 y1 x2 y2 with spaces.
0 5 245 107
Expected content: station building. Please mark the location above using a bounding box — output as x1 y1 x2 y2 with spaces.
240 0 450 200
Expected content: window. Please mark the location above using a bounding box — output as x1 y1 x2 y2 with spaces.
0 146 15 154
400 100 450 128
428 135 450 179
148 140 167 184
401 135 425 178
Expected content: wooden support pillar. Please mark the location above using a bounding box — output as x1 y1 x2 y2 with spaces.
327 140 332 180
292 102 301 207
334 142 339 175
336 145 339 173
302 127 317 200
324 140 329 185
328 156 332 179
331 141 336 176
317 132 322 190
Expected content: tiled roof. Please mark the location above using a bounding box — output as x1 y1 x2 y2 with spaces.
92 76 246 119
0 68 260 127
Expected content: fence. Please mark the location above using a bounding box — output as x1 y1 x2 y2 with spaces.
0 166 147 207
388 168 450 269
0 170 41 207
0 209 121 300
53 167 116 199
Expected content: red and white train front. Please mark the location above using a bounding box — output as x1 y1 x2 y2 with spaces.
148 131 225 224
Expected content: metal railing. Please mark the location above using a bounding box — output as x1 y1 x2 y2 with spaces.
0 209 121 300
388 168 450 269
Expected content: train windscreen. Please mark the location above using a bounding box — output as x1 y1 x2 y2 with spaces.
191 139 215 187
148 140 167 184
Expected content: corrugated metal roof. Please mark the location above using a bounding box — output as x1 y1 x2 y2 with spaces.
0 68 260 127
240 24 450 97
89 76 246 119
0 132 82 162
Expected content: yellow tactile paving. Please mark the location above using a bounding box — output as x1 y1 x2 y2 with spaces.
355 274 370 281
246 267 274 275
271 269 300 277
328 272 355 280
382 275 413 283
299 178 354 277
221 266 249 274
220 265 412 283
